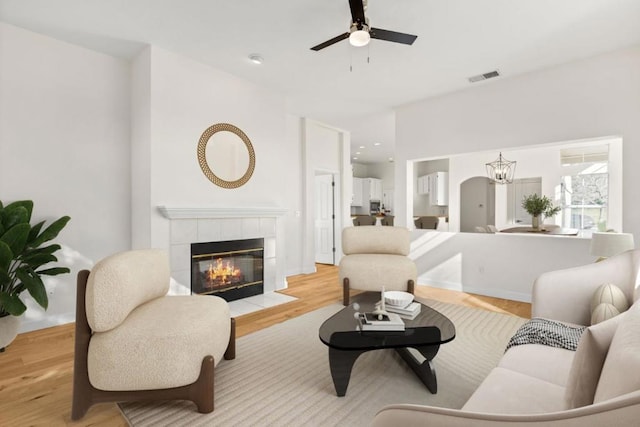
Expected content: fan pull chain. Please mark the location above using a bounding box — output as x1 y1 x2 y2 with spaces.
350 46 353 72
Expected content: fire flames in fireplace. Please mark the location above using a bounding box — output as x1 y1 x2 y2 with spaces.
205 258 243 288
191 238 264 301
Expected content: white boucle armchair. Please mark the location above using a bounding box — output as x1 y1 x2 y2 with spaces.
339 226 417 305
71 249 235 420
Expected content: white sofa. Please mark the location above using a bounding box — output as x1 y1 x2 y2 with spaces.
373 249 640 426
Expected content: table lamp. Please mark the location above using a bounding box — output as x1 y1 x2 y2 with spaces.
590 232 635 262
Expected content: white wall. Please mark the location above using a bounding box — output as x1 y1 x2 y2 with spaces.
130 46 302 288
411 231 593 302
352 163 368 178
396 47 640 300
366 161 395 185
0 23 131 332
353 161 394 186
131 47 152 249
396 47 640 238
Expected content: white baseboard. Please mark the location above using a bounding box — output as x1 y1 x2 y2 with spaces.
419 280 532 303
285 267 306 277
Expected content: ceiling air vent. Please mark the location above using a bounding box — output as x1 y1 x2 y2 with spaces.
468 70 500 83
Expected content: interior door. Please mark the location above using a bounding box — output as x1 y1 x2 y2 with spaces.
509 178 542 224
314 174 335 264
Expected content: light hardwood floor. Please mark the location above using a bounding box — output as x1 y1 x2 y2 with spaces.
0 264 530 426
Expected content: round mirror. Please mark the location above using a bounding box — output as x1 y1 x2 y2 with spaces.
197 123 255 188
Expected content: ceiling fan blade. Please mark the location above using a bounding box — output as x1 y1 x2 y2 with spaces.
348 0 366 24
310 33 350 51
370 28 417 45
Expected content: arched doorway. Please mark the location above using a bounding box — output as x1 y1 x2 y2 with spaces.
460 176 495 232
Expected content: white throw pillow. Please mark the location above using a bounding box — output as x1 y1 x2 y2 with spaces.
591 303 620 325
593 301 640 403
564 313 626 409
590 283 629 313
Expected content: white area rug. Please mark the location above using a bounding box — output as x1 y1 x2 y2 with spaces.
120 299 526 426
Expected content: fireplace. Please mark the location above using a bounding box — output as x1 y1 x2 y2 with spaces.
191 238 264 302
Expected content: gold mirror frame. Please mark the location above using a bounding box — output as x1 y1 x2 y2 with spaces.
197 123 256 189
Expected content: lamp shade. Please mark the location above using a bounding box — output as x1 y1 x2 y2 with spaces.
590 232 635 258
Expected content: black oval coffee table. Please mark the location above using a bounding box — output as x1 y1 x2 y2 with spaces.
319 292 456 396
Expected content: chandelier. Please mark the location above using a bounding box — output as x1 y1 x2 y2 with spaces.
485 152 516 184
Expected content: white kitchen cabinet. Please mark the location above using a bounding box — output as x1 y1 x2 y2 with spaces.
428 172 449 206
351 177 363 206
364 178 382 200
352 177 382 209
417 175 429 195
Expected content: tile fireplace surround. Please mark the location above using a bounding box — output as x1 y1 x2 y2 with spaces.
158 206 288 298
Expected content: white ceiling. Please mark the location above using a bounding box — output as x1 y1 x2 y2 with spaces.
2 0 639 163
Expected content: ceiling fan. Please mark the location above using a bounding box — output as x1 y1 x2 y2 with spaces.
310 0 418 51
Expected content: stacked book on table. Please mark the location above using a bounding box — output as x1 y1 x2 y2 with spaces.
358 312 405 331
385 301 421 320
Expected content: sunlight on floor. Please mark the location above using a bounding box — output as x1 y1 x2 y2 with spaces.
463 295 511 315
416 285 529 318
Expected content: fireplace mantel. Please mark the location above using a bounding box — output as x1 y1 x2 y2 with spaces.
158 206 288 219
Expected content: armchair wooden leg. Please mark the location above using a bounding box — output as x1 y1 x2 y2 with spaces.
343 278 350 306
224 318 236 360
71 380 92 421
408 279 415 295
191 356 215 413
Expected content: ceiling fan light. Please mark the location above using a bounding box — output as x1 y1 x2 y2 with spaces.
349 30 370 47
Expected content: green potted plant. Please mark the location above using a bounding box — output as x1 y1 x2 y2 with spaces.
0 200 70 352
521 193 561 231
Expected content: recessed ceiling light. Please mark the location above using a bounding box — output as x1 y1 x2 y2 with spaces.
359 146 365 149
353 157 358 160
388 157 394 162
248 54 263 64
356 151 361 155
374 142 381 146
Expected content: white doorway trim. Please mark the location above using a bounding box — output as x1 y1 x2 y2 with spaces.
314 172 337 264
301 118 351 273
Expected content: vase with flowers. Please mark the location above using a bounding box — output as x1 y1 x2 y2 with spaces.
521 193 561 231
